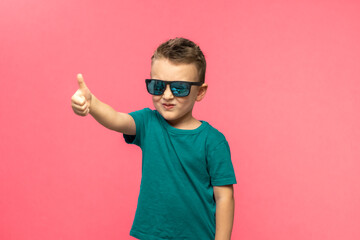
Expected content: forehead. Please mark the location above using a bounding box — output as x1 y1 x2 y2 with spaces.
151 58 199 82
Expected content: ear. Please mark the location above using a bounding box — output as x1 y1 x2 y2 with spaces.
196 83 208 102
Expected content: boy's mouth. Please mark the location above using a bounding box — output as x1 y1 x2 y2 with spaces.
162 103 175 110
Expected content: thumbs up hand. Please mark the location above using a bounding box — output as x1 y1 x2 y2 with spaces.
71 73 92 116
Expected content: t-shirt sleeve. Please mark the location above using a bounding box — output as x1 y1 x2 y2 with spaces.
207 140 237 186
123 108 152 147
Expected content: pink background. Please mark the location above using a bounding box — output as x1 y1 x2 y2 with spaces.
1 0 359 239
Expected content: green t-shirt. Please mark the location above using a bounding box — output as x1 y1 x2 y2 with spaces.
124 108 237 240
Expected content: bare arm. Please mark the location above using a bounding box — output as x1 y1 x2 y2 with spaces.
89 94 136 135
71 73 136 135
213 185 235 240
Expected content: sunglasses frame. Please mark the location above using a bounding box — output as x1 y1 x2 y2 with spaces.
145 79 204 97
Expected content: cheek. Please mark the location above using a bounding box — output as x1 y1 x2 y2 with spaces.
152 96 161 103
187 91 199 103
177 97 193 108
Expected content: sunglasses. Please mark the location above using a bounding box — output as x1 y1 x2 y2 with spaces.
145 79 203 97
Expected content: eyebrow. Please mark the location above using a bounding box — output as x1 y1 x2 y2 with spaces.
147 79 203 84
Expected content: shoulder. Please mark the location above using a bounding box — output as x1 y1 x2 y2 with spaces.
129 107 153 115
202 122 229 154
204 122 227 144
128 107 156 119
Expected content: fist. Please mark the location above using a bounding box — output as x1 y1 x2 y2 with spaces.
71 73 92 116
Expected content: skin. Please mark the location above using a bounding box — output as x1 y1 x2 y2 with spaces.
71 59 235 239
150 58 208 129
213 185 235 240
152 59 235 240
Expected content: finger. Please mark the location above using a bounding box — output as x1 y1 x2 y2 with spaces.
71 90 85 104
72 108 84 116
72 101 88 111
73 107 89 116
71 98 89 110
77 73 87 90
73 94 86 105
80 107 89 115
80 96 86 105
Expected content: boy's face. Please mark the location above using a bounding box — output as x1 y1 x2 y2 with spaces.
150 58 207 127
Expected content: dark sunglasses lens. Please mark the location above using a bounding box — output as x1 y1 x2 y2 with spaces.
147 80 165 95
171 82 190 97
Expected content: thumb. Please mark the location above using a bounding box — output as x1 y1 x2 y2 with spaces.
77 73 87 90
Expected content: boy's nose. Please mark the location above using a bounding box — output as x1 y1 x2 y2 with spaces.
162 84 174 99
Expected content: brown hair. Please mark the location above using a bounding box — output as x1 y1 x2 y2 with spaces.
151 37 206 83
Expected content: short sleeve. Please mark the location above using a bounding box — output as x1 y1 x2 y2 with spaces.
207 140 237 186
123 108 152 147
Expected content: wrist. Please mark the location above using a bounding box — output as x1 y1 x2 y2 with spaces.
89 93 94 114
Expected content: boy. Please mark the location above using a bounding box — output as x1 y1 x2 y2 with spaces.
71 38 237 240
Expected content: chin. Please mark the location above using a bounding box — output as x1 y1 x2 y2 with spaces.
159 111 178 121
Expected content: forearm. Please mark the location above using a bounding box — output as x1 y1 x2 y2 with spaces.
89 94 134 134
214 197 235 240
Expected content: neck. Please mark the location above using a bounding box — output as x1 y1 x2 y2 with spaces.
167 115 201 130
